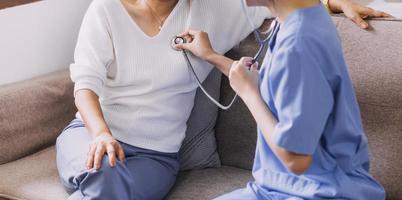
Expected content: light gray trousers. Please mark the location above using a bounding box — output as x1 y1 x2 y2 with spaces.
56 119 180 200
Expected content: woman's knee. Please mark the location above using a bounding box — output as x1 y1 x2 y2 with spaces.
55 129 68 149
79 156 133 199
56 126 92 148
56 128 92 191
56 127 92 164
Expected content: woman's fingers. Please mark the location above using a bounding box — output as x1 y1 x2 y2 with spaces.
116 144 126 162
106 143 116 167
85 134 124 170
94 142 106 170
86 144 96 170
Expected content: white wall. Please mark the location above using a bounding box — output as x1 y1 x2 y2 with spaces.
0 0 92 85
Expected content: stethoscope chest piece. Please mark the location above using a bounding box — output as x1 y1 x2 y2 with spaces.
171 36 187 51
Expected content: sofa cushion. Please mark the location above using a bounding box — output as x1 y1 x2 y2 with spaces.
0 147 69 200
215 76 257 170
0 146 251 200
167 166 252 200
335 17 402 108
333 15 402 199
0 64 221 170
0 70 76 165
215 20 273 170
180 68 222 170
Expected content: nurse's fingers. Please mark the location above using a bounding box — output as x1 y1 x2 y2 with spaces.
250 62 259 72
239 57 254 68
177 30 190 37
185 35 194 43
239 57 254 62
174 42 191 51
187 29 202 35
176 30 191 38
177 29 202 37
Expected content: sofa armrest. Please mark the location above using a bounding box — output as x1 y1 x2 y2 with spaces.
0 69 76 164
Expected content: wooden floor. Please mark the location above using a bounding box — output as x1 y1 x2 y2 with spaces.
0 0 41 10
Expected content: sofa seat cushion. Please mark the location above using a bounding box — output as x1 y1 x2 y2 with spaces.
0 147 68 200
0 146 252 200
167 166 252 200
333 16 402 199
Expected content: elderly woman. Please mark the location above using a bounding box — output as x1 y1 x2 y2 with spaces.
55 0 389 199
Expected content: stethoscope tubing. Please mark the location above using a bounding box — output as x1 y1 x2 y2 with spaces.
176 0 278 110
253 19 279 64
182 50 238 110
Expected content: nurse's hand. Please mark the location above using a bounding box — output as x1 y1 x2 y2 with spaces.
174 30 216 60
330 0 392 29
86 132 125 170
229 57 260 100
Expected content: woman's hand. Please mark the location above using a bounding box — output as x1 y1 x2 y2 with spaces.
329 0 392 29
229 57 260 100
174 30 217 60
86 132 125 170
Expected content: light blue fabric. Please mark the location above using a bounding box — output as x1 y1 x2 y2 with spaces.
56 119 180 200
216 4 385 200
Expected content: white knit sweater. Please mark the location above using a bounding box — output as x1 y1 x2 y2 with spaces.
70 0 270 153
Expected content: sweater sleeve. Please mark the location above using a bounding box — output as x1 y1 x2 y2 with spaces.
70 0 114 97
205 0 272 54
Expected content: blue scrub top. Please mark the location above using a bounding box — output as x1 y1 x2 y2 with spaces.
255 4 385 199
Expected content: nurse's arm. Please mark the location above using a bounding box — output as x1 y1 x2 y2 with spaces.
242 90 313 175
204 53 233 77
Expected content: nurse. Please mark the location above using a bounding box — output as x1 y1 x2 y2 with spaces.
175 0 386 199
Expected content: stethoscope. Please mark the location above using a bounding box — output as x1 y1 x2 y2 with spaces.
172 0 279 110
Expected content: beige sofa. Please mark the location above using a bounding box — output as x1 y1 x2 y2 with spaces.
1 16 401 200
